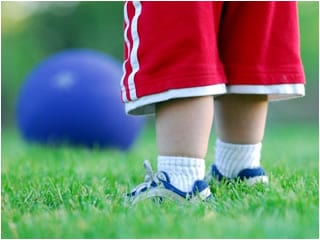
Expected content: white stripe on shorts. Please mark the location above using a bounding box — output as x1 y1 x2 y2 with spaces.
127 1 142 101
121 1 130 102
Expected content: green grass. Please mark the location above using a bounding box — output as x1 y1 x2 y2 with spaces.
1 122 319 238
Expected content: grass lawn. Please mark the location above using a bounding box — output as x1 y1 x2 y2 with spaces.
1 122 319 238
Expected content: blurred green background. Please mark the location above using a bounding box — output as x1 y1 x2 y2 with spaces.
1 2 319 128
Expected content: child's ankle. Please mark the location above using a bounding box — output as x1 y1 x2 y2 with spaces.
214 139 262 178
157 155 205 192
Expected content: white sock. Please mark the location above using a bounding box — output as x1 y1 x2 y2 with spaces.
214 139 262 178
157 156 205 192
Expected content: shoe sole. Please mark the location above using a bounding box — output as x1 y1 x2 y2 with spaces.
129 187 212 205
205 173 269 186
244 175 269 186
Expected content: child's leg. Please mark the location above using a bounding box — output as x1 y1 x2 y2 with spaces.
156 96 213 158
215 94 268 144
123 2 226 202
156 96 213 192
213 94 268 179
208 1 305 182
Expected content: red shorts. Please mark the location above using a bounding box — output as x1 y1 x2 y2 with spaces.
121 1 305 115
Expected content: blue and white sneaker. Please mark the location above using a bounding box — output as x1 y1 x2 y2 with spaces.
126 160 212 205
206 164 269 186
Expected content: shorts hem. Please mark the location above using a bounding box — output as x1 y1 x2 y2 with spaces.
227 84 305 101
125 83 305 115
125 84 227 115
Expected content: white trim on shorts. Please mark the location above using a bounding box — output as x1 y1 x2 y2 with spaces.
125 83 305 115
125 84 227 115
227 83 305 101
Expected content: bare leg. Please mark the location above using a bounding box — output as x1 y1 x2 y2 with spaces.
215 94 268 144
156 96 214 159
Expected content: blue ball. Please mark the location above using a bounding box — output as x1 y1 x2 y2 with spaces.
17 49 144 150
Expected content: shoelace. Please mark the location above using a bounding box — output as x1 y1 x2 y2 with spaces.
129 160 164 195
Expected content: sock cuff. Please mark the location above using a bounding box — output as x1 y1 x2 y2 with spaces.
158 155 205 169
216 138 262 151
